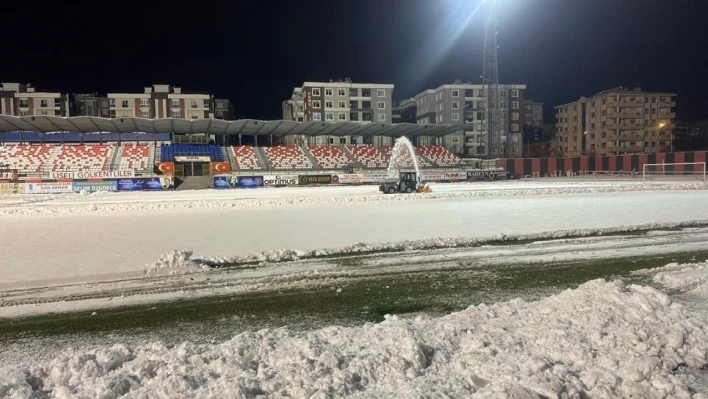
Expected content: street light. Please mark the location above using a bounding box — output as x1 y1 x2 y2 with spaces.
658 122 666 153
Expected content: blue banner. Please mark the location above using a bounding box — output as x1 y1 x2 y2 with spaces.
214 176 263 189
117 177 173 191
72 181 118 193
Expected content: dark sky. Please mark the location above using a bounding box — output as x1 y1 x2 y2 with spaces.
3 0 707 121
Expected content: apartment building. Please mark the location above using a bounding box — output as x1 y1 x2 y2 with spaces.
71 93 111 118
393 98 417 124
282 79 394 145
523 100 543 128
413 81 527 157
213 99 235 120
107 84 213 120
0 83 70 117
554 87 676 157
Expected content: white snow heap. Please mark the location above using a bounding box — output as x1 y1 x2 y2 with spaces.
144 250 210 277
1 269 708 398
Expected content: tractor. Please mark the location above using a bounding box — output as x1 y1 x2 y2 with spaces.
379 172 432 194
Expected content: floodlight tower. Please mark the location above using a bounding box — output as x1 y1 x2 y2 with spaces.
482 0 503 158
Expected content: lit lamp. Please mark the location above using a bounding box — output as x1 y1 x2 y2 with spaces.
657 122 666 153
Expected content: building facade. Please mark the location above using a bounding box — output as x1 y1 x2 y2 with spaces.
393 98 417 124
213 99 235 120
282 79 394 145
107 84 213 120
523 100 543 128
555 87 676 157
71 93 110 118
413 81 527 157
0 83 70 117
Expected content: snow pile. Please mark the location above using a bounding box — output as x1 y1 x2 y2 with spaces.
635 261 708 291
184 220 708 267
144 250 211 277
1 274 708 398
2 180 706 218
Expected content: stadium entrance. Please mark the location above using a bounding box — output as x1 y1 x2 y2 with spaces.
174 156 211 177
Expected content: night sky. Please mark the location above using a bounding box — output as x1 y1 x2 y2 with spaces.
3 0 707 122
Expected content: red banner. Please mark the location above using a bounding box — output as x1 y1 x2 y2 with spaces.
155 162 175 175
210 162 231 175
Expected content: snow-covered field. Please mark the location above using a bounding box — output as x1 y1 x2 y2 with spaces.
2 179 708 398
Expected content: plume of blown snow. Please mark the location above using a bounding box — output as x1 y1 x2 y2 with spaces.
144 250 211 277
1 273 708 398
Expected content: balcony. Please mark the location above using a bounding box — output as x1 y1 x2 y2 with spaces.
618 102 644 108
617 133 645 142
619 124 644 130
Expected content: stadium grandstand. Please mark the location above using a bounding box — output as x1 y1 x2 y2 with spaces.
0 115 467 178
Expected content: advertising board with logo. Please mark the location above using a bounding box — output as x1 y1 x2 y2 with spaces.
117 177 173 191
25 182 74 194
155 162 175 175
467 170 510 180
298 175 332 185
420 172 445 181
0 169 19 180
213 176 236 189
262 175 298 187
50 170 135 180
332 174 363 184
174 156 211 162
236 176 263 188
361 173 388 183
444 172 468 181
72 181 118 193
0 183 24 195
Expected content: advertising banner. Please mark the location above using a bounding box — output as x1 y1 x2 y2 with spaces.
262 175 298 187
0 183 24 195
298 175 332 185
332 174 363 184
175 156 211 162
210 162 231 175
25 182 74 194
155 162 175 175
214 176 236 189
420 172 445 181
236 176 263 188
467 170 510 180
117 177 174 191
72 181 118 193
361 173 388 183
444 172 468 181
0 169 19 181
50 170 135 180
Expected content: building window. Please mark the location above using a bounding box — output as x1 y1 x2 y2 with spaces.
190 100 198 108
19 99 29 108
141 110 149 118
511 89 519 97
172 109 181 118
313 100 321 108
377 113 386 122
203 99 210 108
452 102 459 109
313 112 321 121
377 101 385 109
349 88 358 96
325 88 333 96
362 89 371 97
452 90 459 97
350 112 359 121
350 101 359 108
511 101 519 109
338 113 347 121
140 99 149 107
338 100 346 108
217 102 224 109
511 112 519 120
171 100 180 108
191 113 199 119
452 113 460 121
122 100 129 108
362 101 371 109
325 112 334 121
39 99 48 108
377 89 385 97
362 112 372 121
511 123 519 131
338 88 346 96
312 88 321 96
20 110 28 117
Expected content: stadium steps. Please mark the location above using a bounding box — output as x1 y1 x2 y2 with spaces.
175 176 213 191
253 147 271 170
110 145 122 170
341 146 364 169
301 145 320 168
225 147 238 171
153 143 162 163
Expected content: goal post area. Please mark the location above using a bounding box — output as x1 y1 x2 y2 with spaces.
642 162 707 182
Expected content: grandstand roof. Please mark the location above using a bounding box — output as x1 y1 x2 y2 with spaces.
0 115 463 138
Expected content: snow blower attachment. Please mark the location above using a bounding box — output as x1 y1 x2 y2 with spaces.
379 172 432 194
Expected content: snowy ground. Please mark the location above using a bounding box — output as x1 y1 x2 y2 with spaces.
2 179 708 398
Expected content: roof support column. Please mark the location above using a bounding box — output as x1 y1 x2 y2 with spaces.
270 133 273 147
239 133 242 146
